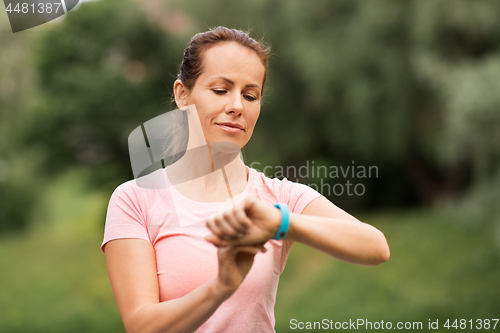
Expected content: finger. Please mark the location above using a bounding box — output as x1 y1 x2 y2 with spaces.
225 241 267 251
221 209 249 237
217 232 267 246
227 244 266 256
206 218 224 238
215 214 240 239
234 208 252 231
257 243 267 253
205 233 225 247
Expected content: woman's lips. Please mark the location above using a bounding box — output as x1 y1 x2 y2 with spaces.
216 123 244 133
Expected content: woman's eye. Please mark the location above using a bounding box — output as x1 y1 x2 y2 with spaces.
212 89 227 95
244 95 257 102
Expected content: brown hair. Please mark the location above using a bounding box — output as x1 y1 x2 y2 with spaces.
177 26 270 95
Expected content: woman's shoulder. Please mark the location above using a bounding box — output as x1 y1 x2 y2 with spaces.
110 168 170 205
247 166 282 188
248 166 304 189
247 166 323 212
247 166 305 196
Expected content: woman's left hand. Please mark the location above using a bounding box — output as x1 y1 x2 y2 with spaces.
205 195 281 247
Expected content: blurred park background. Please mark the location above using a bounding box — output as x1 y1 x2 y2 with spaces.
1 0 500 332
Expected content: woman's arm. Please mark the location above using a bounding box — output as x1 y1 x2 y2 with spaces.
287 196 390 265
104 238 266 333
205 195 390 266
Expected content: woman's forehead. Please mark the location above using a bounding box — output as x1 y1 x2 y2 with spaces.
199 42 265 85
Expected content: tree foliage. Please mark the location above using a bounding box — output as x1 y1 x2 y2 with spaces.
24 0 184 188
12 0 500 216
171 0 500 207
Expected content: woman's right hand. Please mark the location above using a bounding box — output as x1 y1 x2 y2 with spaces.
215 243 267 296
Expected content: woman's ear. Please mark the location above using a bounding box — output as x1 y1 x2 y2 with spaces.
173 80 189 110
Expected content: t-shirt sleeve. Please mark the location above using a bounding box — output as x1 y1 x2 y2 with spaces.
282 178 323 214
280 178 323 255
101 182 151 253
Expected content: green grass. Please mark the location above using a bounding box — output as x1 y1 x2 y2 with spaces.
275 210 500 332
0 170 123 333
1 171 499 332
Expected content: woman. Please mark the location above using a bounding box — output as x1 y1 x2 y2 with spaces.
102 26 390 333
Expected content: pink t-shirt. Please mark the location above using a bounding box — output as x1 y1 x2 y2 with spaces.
101 166 322 332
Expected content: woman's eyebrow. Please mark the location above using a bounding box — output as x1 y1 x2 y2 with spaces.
212 76 261 90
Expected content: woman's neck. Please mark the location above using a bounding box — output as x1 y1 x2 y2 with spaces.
166 147 248 202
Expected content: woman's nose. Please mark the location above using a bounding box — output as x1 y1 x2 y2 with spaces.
226 93 244 115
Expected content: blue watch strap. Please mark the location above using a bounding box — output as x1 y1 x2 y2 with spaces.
272 203 290 240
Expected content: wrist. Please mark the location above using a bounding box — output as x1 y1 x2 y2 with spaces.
268 206 282 239
286 212 300 241
271 203 290 240
210 278 236 301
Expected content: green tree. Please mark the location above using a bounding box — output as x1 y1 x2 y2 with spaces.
0 13 41 231
411 0 500 184
24 0 184 189
21 0 500 212
170 0 500 208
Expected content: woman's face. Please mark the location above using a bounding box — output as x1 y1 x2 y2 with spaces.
176 42 265 149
